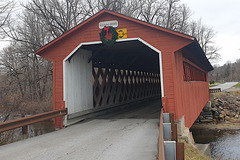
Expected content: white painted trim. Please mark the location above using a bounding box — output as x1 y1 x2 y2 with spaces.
63 37 165 101
63 41 101 62
136 38 164 97
63 38 142 62
63 57 66 101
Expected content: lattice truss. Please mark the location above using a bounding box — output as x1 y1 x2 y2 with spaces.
183 62 206 82
93 67 161 108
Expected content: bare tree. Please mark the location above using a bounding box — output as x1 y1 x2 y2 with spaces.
208 59 240 82
139 0 165 24
0 8 53 106
0 0 14 29
165 0 179 29
188 19 220 62
96 0 125 12
22 0 95 38
138 0 191 34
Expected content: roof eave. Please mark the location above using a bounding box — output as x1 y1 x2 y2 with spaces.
182 40 214 72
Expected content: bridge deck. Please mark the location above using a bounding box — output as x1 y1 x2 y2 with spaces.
0 100 161 160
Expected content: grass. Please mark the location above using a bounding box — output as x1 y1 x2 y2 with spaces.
184 142 213 160
234 82 240 88
209 82 224 87
179 138 213 160
209 84 218 87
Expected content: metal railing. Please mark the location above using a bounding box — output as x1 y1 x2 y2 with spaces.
209 88 221 93
0 109 67 133
162 112 184 160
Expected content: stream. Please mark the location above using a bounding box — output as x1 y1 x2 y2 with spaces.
191 128 240 160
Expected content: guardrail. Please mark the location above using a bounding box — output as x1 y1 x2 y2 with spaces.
159 108 165 160
162 112 184 160
209 88 221 93
0 109 67 133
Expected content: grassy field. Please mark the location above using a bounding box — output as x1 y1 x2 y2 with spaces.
209 84 218 87
209 82 224 87
234 82 240 88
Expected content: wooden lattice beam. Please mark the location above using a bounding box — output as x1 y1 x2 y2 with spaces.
93 67 161 108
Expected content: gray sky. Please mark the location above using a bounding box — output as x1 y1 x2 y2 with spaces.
1 0 239 66
181 0 240 65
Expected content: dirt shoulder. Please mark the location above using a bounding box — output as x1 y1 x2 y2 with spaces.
192 121 240 131
193 87 240 131
225 87 240 92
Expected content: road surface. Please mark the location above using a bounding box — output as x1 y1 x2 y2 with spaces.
210 82 238 91
0 100 161 160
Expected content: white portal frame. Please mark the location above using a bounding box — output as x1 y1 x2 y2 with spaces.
63 37 165 104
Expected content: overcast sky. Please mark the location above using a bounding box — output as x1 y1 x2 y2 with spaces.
1 0 240 66
181 0 240 65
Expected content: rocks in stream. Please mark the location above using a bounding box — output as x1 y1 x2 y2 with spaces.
197 93 240 123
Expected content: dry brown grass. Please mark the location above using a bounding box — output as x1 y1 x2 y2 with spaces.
184 142 213 160
178 138 213 160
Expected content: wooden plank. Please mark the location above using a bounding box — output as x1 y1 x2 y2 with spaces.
169 113 178 142
159 108 165 160
172 123 178 142
169 113 174 124
176 142 184 160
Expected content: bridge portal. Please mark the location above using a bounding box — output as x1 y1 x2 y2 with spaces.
63 38 163 125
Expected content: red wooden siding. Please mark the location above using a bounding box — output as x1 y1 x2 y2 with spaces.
174 51 209 127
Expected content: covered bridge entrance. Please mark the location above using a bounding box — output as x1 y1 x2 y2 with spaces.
35 9 213 129
63 38 163 125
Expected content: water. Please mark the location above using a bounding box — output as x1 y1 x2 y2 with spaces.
191 128 240 160
211 130 240 160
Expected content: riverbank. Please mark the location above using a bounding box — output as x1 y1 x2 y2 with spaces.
191 122 240 160
191 90 240 143
191 121 240 144
196 90 240 124
190 89 240 159
192 121 240 130
183 141 212 160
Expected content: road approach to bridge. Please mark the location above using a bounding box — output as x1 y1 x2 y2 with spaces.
210 82 238 91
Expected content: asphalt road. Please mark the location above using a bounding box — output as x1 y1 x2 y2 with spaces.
0 101 161 160
210 82 238 91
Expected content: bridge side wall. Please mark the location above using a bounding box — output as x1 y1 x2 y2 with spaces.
174 51 209 128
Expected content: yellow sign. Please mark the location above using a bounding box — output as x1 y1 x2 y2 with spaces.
117 29 127 39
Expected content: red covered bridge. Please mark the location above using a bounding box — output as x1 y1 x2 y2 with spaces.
35 9 213 129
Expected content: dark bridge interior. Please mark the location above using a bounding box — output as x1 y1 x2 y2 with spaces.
79 40 162 110
81 40 160 73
